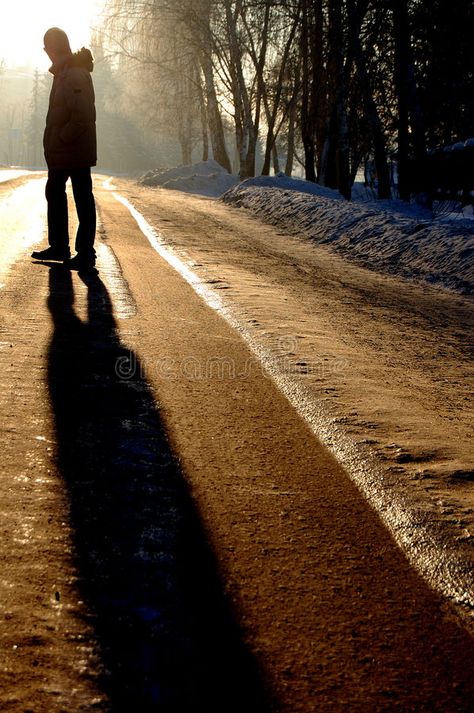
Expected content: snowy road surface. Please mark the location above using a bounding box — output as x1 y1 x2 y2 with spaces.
0 173 473 712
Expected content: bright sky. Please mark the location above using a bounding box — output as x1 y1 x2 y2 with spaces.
0 0 105 69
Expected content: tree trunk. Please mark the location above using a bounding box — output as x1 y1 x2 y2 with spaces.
260 5 300 176
312 0 326 178
196 68 209 162
200 52 231 173
336 89 351 199
224 0 256 178
193 66 209 161
285 98 296 176
393 1 411 200
247 0 272 174
300 0 316 181
319 0 350 198
348 0 391 199
272 143 280 174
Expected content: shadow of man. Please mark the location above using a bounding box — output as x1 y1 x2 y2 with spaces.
46 266 269 712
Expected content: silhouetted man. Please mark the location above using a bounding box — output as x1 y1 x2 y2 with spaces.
32 27 97 270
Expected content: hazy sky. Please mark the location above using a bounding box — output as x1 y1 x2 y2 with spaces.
0 0 105 69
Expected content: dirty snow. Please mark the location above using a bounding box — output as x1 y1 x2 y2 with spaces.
140 161 474 295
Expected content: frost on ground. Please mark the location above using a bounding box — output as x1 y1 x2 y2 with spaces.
138 161 474 295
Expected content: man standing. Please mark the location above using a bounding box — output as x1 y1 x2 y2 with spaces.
32 27 97 271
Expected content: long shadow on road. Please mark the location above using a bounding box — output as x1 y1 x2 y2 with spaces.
46 265 269 712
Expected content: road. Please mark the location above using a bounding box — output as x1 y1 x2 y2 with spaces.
0 172 473 712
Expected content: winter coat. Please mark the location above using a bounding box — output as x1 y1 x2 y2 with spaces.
43 48 97 169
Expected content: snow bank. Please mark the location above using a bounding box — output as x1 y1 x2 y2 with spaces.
222 175 474 295
237 172 344 201
138 165 473 295
139 159 239 197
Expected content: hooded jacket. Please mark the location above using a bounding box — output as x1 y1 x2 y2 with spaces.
43 48 97 169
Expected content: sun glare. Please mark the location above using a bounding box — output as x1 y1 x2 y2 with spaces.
0 0 104 69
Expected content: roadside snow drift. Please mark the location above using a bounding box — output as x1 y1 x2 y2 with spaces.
139 159 238 197
222 174 474 295
138 162 473 295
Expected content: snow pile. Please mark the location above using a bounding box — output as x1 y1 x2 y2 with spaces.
139 159 238 197
222 176 474 295
237 171 344 201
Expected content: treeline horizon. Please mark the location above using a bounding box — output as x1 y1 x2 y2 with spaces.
100 0 473 200
1 1 472 201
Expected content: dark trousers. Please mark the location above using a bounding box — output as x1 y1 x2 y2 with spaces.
46 167 96 257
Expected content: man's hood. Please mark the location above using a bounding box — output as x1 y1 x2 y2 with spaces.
50 47 94 75
70 48 94 72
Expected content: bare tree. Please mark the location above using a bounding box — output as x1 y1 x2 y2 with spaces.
98 0 465 201
258 2 301 175
187 0 232 171
102 0 233 170
299 0 318 182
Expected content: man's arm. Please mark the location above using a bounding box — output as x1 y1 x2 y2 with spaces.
60 68 95 143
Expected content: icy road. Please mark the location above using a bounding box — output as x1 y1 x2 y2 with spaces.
0 171 473 712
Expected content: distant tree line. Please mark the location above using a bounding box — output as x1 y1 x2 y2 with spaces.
101 0 474 199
